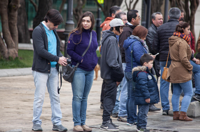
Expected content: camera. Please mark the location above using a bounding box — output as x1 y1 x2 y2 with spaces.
67 58 72 64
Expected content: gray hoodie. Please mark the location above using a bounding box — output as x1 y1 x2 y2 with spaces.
100 30 123 80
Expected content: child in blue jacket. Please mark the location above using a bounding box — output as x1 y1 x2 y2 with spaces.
132 54 160 132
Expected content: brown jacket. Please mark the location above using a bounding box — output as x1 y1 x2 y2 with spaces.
100 17 113 31
168 36 193 83
197 35 200 52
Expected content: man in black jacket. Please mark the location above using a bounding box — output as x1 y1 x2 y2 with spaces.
32 9 67 131
153 7 181 115
146 12 163 112
118 10 140 124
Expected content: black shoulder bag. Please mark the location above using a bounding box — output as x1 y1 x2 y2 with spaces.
63 31 93 83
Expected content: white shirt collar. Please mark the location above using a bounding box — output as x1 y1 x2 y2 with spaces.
42 21 50 30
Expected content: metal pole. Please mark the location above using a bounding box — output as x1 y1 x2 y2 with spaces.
146 0 151 28
164 0 169 23
64 0 74 57
96 8 101 46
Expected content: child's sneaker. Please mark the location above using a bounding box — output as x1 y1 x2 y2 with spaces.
137 128 150 132
127 122 137 126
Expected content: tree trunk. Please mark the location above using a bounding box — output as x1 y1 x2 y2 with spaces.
33 0 52 29
151 0 164 13
73 0 86 23
17 0 30 43
95 0 123 18
0 0 20 59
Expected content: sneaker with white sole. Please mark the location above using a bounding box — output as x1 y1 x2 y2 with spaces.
100 120 119 131
32 124 43 131
52 124 67 132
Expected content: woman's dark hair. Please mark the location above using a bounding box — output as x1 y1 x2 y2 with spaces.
132 25 148 39
69 11 95 44
175 22 190 33
44 9 63 26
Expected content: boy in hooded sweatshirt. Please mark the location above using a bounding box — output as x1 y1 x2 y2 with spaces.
132 54 160 132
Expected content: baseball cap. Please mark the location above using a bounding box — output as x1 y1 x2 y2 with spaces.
110 18 124 27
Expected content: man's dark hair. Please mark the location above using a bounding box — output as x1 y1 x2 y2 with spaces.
127 10 138 22
140 54 154 65
109 6 120 17
44 9 63 26
110 26 121 33
115 12 126 19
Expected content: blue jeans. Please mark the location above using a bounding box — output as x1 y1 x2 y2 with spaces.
125 72 137 124
112 63 128 117
137 104 149 129
172 80 193 112
32 67 62 125
71 68 94 126
118 63 128 117
160 61 171 111
190 60 200 95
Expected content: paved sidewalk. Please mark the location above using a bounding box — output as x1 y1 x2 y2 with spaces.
0 72 200 132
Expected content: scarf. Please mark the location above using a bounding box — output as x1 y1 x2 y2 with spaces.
173 32 191 45
130 35 149 53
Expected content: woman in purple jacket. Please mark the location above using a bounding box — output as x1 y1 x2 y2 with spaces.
67 11 98 132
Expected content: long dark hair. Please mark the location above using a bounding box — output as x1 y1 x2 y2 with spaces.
175 22 190 33
69 11 95 44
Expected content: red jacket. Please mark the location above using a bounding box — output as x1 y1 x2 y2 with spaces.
100 17 113 31
189 32 195 53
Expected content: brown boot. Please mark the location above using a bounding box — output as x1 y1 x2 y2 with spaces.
179 111 193 121
82 125 92 132
73 125 84 132
173 111 180 120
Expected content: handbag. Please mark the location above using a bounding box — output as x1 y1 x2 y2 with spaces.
162 52 170 82
63 31 92 82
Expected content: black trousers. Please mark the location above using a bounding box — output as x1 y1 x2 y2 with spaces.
102 79 117 123
100 80 106 103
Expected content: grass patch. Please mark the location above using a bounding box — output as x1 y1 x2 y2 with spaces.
0 50 33 69
0 50 101 69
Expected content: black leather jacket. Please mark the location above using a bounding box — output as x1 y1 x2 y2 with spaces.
146 24 157 55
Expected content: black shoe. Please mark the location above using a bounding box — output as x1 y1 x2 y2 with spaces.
32 124 43 131
111 113 118 118
100 103 104 109
52 124 67 132
162 110 169 115
101 120 119 131
110 119 119 128
149 104 161 112
193 94 200 101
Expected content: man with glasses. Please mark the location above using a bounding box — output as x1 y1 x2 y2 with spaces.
32 9 67 131
118 10 140 125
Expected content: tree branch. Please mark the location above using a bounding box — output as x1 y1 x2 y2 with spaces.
125 0 129 11
29 0 38 12
132 0 139 10
59 0 66 13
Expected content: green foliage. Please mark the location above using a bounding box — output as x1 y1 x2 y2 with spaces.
96 50 101 57
0 50 33 69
